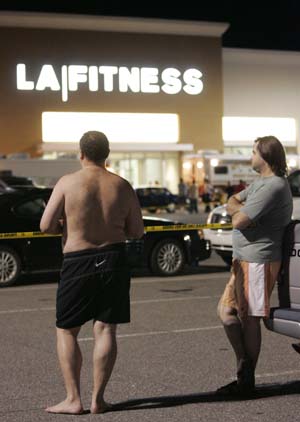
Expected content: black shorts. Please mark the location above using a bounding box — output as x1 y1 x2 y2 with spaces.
56 243 131 329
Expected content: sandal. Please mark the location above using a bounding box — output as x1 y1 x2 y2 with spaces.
217 380 241 395
292 343 300 354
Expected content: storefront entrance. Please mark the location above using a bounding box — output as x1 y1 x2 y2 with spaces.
108 151 179 192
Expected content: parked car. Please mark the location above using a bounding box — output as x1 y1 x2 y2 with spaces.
135 186 185 213
0 188 211 287
203 204 233 266
203 169 300 266
0 170 36 193
264 220 300 340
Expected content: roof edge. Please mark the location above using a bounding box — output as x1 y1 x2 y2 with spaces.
223 47 300 65
0 11 229 37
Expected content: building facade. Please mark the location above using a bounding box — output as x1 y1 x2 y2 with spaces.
1 12 300 192
181 48 300 186
0 12 227 191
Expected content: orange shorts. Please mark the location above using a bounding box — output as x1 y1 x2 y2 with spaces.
219 259 281 319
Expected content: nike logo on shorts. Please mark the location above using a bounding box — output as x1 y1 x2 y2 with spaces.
95 259 106 267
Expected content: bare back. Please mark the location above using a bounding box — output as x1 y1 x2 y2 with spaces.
61 167 143 252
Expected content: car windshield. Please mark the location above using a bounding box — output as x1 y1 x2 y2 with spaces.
14 197 47 217
1 177 34 187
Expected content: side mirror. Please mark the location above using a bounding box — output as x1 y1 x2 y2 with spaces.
290 185 300 197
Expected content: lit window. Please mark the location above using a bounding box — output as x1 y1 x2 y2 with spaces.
42 112 179 143
223 117 296 146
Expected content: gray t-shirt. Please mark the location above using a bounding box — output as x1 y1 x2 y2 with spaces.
232 176 293 263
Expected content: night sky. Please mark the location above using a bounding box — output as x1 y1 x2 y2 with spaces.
1 1 300 52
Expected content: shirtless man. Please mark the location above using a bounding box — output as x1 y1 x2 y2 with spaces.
40 131 144 414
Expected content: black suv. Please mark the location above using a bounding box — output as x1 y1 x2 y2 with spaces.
0 170 35 193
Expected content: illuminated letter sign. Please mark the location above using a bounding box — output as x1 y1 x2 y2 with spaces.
68 65 88 91
161 68 182 94
16 64 34 90
36 65 60 91
16 63 204 102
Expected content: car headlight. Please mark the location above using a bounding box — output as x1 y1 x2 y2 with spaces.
184 234 191 242
220 218 230 225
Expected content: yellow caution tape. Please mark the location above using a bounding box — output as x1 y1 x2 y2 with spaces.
144 223 232 232
0 232 61 239
0 223 232 239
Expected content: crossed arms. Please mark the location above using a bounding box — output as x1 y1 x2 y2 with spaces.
227 194 252 230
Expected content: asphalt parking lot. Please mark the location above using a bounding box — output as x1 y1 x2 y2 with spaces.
1 254 300 422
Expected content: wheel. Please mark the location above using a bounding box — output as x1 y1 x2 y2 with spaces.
166 203 176 213
0 246 21 287
150 239 186 276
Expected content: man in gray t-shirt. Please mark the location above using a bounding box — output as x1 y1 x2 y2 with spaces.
233 175 292 263
217 136 293 397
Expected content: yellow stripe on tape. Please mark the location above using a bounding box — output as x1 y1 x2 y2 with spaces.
144 223 232 232
0 223 232 239
0 232 61 239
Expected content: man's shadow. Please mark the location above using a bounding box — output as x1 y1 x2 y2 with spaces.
110 380 300 412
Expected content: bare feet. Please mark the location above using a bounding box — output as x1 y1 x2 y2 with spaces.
90 401 113 414
45 399 83 415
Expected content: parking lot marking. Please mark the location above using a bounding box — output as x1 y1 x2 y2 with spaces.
132 295 220 304
0 295 220 315
0 272 229 292
78 325 224 342
0 307 55 314
132 273 229 284
0 285 57 292
256 369 300 379
173 326 222 333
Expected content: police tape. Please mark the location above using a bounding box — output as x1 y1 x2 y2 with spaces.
144 223 232 232
0 232 62 239
0 223 232 240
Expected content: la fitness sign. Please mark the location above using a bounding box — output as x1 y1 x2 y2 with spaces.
16 63 204 102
